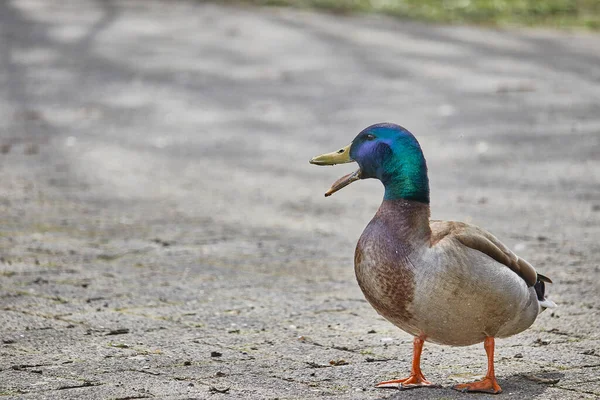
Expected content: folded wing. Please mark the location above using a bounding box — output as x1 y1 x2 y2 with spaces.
429 220 548 287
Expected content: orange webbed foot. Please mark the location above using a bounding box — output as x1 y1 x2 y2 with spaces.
453 377 502 394
376 373 435 390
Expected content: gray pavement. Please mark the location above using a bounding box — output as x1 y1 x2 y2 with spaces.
0 1 599 399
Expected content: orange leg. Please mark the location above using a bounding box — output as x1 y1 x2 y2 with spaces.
376 335 435 389
453 337 502 394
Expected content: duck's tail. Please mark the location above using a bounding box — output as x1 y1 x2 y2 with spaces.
535 273 556 310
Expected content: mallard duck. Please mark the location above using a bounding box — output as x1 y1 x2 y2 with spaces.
309 123 555 394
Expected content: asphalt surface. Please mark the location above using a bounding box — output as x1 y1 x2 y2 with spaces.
0 1 599 399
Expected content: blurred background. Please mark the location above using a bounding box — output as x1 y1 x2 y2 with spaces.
0 1 599 399
235 0 600 29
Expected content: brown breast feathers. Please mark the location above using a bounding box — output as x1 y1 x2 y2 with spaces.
354 200 431 324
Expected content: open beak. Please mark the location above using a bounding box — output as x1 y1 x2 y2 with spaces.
309 144 361 197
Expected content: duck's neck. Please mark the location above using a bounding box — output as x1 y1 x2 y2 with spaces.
381 153 430 204
375 199 432 245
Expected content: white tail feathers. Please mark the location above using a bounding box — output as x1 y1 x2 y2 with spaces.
539 298 557 309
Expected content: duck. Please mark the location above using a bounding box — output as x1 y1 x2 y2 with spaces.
309 122 555 394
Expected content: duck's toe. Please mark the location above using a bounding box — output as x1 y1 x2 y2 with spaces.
453 377 502 394
376 373 435 390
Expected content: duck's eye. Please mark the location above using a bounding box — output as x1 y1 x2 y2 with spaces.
365 134 376 141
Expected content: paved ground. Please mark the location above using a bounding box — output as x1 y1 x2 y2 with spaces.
0 1 599 399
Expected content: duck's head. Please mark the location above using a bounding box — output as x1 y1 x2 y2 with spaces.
310 123 429 203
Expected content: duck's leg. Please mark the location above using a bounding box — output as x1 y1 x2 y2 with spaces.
453 336 502 394
376 335 434 389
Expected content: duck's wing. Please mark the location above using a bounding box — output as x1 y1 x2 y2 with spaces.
429 220 550 287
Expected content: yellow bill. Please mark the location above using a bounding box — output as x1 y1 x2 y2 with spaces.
309 144 361 197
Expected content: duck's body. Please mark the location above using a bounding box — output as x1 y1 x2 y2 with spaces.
310 123 555 394
355 199 541 347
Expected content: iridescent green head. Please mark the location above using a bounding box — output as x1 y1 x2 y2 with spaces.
310 123 430 204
